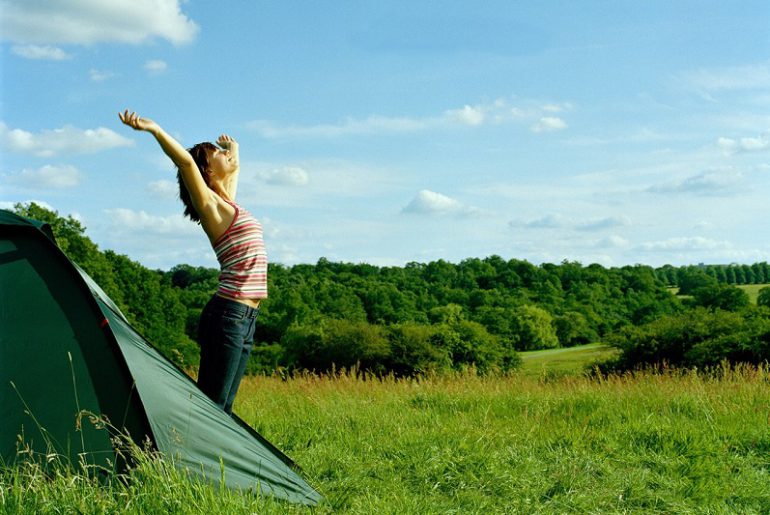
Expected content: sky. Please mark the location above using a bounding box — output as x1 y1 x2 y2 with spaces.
2 1 770 271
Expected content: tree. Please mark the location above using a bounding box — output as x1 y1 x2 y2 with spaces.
12 202 122 306
733 266 746 285
106 251 197 366
609 308 770 369
554 311 597 347
655 265 678 286
428 303 465 325
692 284 750 312
451 320 515 373
511 305 559 350
758 287 770 308
386 323 451 375
742 265 756 284
281 318 390 373
677 268 718 295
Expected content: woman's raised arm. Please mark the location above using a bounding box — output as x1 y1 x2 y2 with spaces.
118 110 214 211
216 133 240 198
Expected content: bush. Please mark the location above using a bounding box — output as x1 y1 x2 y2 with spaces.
608 307 770 369
691 284 750 311
511 305 559 350
452 320 517 373
277 316 521 376
757 287 770 308
385 323 452 375
554 311 597 347
281 318 390 373
676 268 718 295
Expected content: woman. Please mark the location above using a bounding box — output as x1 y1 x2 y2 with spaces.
119 110 267 415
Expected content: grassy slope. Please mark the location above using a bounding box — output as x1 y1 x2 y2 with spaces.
740 283 768 304
519 342 620 377
4 366 769 513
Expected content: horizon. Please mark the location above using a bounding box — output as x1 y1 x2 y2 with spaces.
7 199 769 274
2 1 769 270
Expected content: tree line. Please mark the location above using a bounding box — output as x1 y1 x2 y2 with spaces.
655 263 770 287
12 203 770 375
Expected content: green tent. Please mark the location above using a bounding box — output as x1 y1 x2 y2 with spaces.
0 209 321 506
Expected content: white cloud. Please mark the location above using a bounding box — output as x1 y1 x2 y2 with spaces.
717 132 770 154
0 0 199 46
0 121 133 157
247 116 432 139
6 165 81 189
575 216 630 231
89 68 115 82
247 97 570 139
542 102 572 113
0 199 56 211
11 44 71 60
681 61 770 92
104 208 198 235
596 235 630 249
692 221 714 232
147 179 178 199
509 214 630 231
144 59 168 73
258 166 310 186
401 189 478 217
638 237 731 252
531 116 568 133
510 214 570 229
445 105 485 126
647 169 744 196
443 98 562 126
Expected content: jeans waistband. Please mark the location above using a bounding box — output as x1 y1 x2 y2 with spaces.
208 294 260 318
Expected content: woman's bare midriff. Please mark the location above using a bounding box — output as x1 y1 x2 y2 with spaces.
215 293 261 309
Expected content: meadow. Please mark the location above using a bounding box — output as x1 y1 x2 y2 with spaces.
518 343 619 378
740 284 770 304
668 283 770 304
3 356 769 514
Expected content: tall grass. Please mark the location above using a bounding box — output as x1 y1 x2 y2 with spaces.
3 365 769 513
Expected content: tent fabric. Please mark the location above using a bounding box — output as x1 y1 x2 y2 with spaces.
0 209 321 506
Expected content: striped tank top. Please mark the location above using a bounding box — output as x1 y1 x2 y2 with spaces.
212 201 268 299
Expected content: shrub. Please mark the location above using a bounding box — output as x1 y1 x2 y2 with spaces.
385 323 452 375
691 284 750 311
280 318 390 373
554 311 597 347
511 305 559 350
609 307 770 369
757 287 770 308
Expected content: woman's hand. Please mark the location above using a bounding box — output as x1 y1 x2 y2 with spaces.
118 109 159 133
216 133 238 150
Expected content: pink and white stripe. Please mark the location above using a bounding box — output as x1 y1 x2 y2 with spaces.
213 202 268 299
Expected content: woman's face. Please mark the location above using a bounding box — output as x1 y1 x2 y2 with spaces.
206 147 237 177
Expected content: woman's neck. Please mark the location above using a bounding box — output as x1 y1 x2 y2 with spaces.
209 179 234 202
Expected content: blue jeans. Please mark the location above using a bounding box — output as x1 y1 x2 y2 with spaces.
197 295 259 414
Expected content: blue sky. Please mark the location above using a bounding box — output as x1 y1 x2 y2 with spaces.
2 1 769 270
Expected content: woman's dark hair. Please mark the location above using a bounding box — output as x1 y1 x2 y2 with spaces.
177 142 217 222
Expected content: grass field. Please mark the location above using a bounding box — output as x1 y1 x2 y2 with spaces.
3 361 769 514
519 342 620 377
740 283 769 304
668 283 769 304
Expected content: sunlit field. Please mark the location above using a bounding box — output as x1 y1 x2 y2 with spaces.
518 342 620 378
668 283 769 304
740 284 769 304
3 363 769 514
